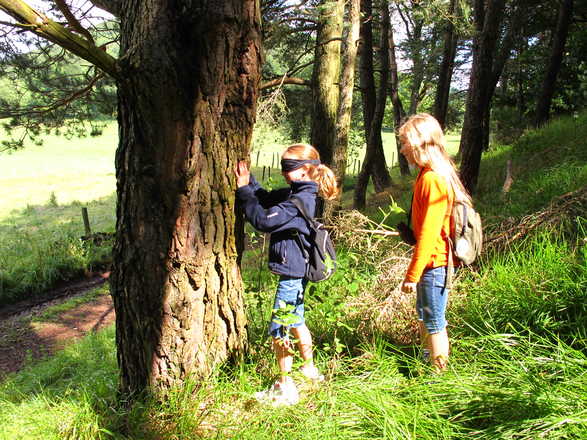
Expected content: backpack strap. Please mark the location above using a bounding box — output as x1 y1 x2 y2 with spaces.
444 185 458 290
289 196 314 227
446 240 454 290
460 204 468 237
289 196 312 262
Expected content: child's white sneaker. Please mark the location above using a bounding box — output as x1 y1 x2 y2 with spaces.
300 365 325 382
254 377 299 406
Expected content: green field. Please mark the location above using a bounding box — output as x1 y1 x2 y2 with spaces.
0 124 118 219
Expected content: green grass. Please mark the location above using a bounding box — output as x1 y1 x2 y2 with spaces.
451 227 587 342
0 326 120 440
2 324 585 439
476 111 587 221
0 196 115 305
1 112 587 438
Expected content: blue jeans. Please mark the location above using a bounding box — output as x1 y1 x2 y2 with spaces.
269 276 307 339
416 266 450 334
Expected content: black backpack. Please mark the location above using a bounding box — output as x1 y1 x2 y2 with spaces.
290 196 337 282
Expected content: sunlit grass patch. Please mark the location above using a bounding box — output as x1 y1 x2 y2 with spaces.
451 227 587 344
476 112 587 221
0 195 115 306
0 122 118 220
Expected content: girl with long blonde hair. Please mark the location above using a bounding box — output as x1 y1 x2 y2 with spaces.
398 113 471 371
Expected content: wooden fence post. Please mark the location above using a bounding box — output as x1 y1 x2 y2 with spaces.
81 207 91 236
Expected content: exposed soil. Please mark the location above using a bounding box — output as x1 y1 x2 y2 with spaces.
0 273 115 378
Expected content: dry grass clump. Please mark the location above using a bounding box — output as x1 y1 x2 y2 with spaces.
484 185 587 252
331 209 400 263
331 210 421 345
350 255 420 346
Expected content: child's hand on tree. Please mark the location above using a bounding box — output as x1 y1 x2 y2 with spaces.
235 161 250 188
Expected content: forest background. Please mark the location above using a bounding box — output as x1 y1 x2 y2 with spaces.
0 0 586 438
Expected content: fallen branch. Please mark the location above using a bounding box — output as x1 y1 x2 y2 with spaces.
354 228 399 236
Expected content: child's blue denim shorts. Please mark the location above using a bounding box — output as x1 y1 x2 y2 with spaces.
269 276 307 339
416 266 450 334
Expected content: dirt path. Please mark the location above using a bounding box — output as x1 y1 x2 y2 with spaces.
0 274 115 378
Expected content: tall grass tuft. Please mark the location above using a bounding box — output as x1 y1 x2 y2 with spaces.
452 227 587 343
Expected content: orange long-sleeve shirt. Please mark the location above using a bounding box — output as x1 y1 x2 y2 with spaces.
405 168 454 283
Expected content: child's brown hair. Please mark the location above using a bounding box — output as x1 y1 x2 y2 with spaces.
282 144 339 200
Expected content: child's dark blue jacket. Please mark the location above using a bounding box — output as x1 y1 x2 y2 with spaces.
236 175 317 278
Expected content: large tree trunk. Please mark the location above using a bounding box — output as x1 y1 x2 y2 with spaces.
459 0 505 194
111 0 261 397
324 0 360 220
371 0 393 189
311 0 343 166
354 0 391 210
433 0 459 130
534 0 573 127
476 3 522 152
388 18 409 176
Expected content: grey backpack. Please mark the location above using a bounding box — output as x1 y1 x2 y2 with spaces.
450 201 483 265
445 199 483 288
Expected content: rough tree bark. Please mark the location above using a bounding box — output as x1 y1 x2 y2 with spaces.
111 0 261 396
354 0 391 209
534 0 574 127
310 0 343 166
459 0 506 194
323 0 360 220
